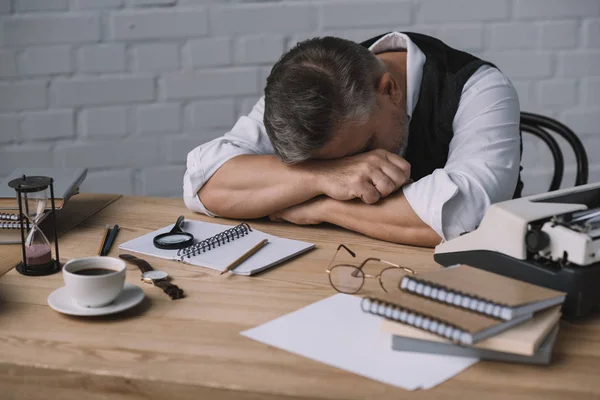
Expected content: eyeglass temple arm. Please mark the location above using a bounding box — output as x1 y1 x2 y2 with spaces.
356 258 416 274
326 244 356 273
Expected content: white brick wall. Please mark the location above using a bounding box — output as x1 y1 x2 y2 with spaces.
1 0 599 198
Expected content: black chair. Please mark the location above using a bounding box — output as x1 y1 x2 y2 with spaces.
520 111 589 192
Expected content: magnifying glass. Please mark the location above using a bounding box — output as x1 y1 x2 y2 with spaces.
153 215 195 250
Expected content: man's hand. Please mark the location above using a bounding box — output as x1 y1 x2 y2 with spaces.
269 197 326 225
311 149 411 204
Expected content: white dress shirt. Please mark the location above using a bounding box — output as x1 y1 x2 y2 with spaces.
183 32 521 242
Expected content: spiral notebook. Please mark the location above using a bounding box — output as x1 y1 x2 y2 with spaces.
119 220 315 276
382 305 561 356
362 292 531 345
391 326 559 365
399 265 565 320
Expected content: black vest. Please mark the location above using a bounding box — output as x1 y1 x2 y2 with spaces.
360 32 523 198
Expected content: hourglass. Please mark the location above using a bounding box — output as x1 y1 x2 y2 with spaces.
8 175 61 276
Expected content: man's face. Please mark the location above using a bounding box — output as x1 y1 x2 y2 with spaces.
312 97 409 160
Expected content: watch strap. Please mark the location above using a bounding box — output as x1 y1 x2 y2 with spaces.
118 253 153 273
154 280 184 300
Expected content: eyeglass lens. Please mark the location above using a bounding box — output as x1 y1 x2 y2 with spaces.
329 265 364 294
379 267 407 293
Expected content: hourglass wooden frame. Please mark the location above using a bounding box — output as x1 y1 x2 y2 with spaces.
8 175 61 276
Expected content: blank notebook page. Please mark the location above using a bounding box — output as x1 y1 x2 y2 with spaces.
119 220 315 276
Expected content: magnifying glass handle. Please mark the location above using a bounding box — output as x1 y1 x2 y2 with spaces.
170 215 185 234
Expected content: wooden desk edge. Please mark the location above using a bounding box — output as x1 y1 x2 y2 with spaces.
0 362 314 400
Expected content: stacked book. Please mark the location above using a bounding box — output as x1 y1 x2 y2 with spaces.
362 265 566 364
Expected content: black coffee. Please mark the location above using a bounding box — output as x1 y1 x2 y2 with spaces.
74 268 115 276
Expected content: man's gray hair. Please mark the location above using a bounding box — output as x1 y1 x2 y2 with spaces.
264 37 386 164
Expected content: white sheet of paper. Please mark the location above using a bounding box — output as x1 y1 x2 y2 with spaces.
241 294 478 390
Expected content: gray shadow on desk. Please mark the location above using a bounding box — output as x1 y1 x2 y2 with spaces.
61 296 153 323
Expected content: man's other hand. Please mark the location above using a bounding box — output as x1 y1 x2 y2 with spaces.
312 149 411 204
269 197 326 225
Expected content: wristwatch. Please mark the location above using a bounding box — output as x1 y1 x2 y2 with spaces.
118 254 184 300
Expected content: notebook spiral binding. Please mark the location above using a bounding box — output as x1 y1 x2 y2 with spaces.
361 296 471 345
177 223 253 259
0 213 19 221
1 221 33 229
400 276 512 321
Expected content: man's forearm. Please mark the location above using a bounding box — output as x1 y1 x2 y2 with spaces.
318 192 441 247
199 155 320 219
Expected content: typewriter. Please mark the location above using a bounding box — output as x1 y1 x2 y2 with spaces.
434 181 600 318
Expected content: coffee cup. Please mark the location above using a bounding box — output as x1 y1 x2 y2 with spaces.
63 256 126 308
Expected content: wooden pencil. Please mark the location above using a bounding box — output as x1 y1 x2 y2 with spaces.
97 225 110 256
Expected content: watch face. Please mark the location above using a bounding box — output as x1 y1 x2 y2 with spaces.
142 270 168 280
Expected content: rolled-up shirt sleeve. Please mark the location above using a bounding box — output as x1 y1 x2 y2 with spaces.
183 96 274 216
402 66 521 242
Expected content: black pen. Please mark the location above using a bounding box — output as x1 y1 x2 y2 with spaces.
101 224 119 256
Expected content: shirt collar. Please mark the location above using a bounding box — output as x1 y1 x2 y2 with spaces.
367 32 425 121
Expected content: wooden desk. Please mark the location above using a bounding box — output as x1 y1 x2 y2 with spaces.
0 195 599 400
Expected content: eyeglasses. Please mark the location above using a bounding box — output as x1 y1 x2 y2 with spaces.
326 244 415 294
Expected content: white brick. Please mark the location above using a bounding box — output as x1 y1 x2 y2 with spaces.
186 37 231 68
129 0 175 6
19 46 72 76
584 19 600 48
110 9 208 40
140 166 185 196
22 110 74 140
320 28 401 46
170 132 223 162
79 107 129 138
515 0 600 19
212 4 317 35
259 66 271 89
79 170 134 195
15 0 68 12
0 145 54 171
558 51 600 77
581 78 600 105
484 52 553 79
0 114 20 144
238 96 260 117
162 68 258 100
511 81 533 109
2 15 101 45
133 43 179 72
73 0 123 9
0 0 10 13
53 76 154 107
234 35 284 65
489 23 538 49
137 104 181 134
0 81 47 111
322 1 411 29
562 109 600 135
0 51 17 78
422 0 509 22
438 25 484 52
179 0 222 4
168 135 199 163
56 138 163 168
513 81 546 114
538 80 577 106
540 21 579 49
186 99 235 131
78 44 126 73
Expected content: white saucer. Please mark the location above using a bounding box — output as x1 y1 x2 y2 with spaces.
47 283 145 316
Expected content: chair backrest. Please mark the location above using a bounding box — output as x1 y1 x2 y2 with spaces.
520 112 589 192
